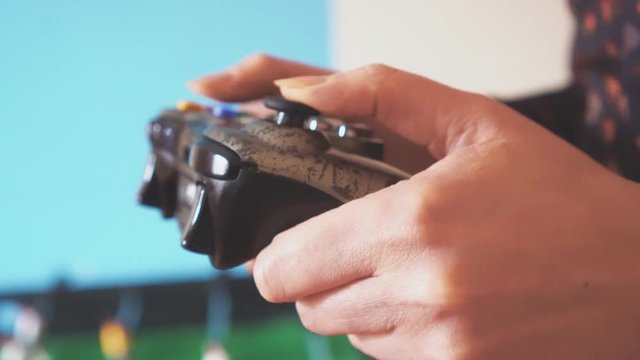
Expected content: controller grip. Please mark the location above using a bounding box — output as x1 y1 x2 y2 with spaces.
181 169 342 269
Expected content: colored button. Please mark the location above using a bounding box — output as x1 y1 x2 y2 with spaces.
211 105 239 118
176 100 206 112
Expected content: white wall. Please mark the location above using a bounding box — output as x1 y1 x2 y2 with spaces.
330 0 576 98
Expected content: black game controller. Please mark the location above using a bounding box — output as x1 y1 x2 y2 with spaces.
138 96 409 269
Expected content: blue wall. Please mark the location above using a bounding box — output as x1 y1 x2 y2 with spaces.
0 0 329 292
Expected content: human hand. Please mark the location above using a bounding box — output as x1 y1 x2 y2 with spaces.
190 54 640 359
188 54 434 174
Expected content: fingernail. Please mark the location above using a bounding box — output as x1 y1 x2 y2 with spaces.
274 75 328 89
186 79 204 93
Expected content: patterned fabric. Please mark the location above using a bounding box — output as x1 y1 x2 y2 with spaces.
507 0 640 182
571 0 640 180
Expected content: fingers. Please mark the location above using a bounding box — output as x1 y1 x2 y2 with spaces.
295 276 403 336
275 64 503 159
188 53 332 102
348 333 408 359
252 180 424 303
348 324 460 360
252 182 410 303
252 198 377 303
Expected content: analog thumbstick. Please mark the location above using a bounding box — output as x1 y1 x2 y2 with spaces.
264 95 320 127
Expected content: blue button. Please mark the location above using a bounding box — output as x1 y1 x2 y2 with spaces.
211 105 239 118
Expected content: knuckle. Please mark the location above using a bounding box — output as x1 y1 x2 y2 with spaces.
347 334 364 351
361 63 401 92
466 93 497 117
253 252 286 303
362 63 397 78
388 181 457 247
296 302 325 334
357 63 402 118
458 91 506 129
468 91 499 112
414 182 456 225
297 301 349 336
347 334 369 354
242 52 276 68
406 266 450 308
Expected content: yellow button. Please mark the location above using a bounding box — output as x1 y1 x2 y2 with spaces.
177 100 206 112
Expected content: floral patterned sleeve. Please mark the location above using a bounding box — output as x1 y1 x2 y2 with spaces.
506 0 640 182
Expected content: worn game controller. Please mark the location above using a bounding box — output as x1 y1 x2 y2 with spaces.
138 96 410 269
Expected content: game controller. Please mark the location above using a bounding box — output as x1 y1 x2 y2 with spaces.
138 96 410 269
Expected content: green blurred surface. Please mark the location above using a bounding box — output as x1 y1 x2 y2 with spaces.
45 317 362 360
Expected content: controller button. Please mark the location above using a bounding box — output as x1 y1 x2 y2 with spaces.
184 182 198 204
307 117 332 132
333 123 373 138
211 105 239 118
147 122 163 142
181 185 213 254
264 95 320 127
188 141 241 180
308 118 318 131
138 154 161 208
138 154 178 218
337 124 348 137
210 154 230 177
264 95 320 116
176 100 206 112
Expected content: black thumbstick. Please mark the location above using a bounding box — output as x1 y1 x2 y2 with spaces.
264 95 320 127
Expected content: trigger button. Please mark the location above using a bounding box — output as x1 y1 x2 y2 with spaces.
181 185 214 255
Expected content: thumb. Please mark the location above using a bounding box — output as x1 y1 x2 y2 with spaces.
275 64 505 160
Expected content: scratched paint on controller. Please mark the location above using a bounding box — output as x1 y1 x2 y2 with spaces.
204 119 408 202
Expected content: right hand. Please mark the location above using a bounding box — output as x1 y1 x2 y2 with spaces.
189 54 640 359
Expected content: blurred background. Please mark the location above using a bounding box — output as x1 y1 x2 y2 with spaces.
0 0 574 359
